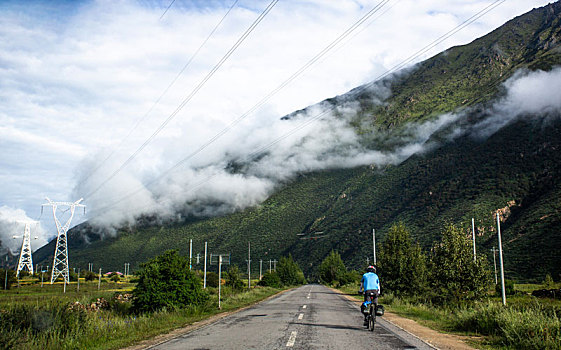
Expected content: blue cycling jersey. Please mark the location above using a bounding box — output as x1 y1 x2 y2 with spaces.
361 272 380 291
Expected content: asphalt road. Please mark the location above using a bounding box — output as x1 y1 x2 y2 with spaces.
149 284 435 350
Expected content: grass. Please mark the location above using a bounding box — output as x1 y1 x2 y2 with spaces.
1 278 284 349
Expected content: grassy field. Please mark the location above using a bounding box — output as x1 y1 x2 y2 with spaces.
338 283 561 350
1 276 284 349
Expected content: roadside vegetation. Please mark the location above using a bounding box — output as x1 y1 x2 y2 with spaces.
0 250 306 349
325 222 561 349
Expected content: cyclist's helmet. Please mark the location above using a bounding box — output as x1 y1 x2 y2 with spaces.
366 265 376 273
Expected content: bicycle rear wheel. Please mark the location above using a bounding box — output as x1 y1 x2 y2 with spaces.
368 305 376 331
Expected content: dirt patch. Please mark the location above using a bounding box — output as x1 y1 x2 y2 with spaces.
334 289 477 350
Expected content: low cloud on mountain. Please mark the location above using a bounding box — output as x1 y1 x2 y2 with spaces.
77 67 561 233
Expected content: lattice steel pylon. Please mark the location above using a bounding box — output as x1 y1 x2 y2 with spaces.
15 222 36 277
42 197 85 284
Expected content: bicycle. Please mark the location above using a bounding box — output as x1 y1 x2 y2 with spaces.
359 291 377 331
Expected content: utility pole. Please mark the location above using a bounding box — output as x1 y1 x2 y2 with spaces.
273 259 277 271
77 268 80 292
196 253 200 265
372 229 376 265
189 239 193 270
203 242 208 288
210 253 229 309
98 268 102 291
471 218 477 261
247 242 251 290
259 259 263 280
269 259 272 273
42 197 85 284
496 211 506 306
491 247 498 284
366 257 369 265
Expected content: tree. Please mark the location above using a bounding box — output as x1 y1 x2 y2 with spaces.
276 255 306 286
225 265 244 291
318 250 347 285
378 222 427 296
133 250 208 312
429 224 491 304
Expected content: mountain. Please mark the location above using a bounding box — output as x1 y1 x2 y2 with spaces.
34 2 561 282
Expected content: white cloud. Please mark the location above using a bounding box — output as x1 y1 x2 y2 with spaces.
467 67 561 139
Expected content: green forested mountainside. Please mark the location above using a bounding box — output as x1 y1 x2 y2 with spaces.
331 1 561 129
33 2 561 282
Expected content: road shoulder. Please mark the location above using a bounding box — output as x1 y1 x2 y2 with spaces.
332 287 477 350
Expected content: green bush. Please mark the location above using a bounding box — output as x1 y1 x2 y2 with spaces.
496 279 516 296
110 274 121 282
0 302 88 336
225 265 244 291
452 301 561 349
258 271 282 288
206 271 219 288
18 270 30 278
84 270 97 281
276 255 306 286
133 250 209 312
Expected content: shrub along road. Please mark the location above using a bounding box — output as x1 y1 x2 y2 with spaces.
146 284 434 349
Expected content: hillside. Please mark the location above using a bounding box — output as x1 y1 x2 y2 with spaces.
34 2 561 282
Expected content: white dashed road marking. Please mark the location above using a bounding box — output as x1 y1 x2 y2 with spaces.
286 331 298 347
302 305 307 309
298 313 304 320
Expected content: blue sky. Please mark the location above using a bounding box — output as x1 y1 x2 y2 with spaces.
0 0 555 252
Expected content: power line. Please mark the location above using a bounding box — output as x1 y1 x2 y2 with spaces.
84 0 394 217
85 0 506 221
246 0 507 159
78 0 240 189
160 0 177 20
83 0 279 200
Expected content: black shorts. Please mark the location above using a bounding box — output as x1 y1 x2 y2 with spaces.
363 290 379 304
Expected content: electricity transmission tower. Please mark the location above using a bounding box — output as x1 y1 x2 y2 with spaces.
14 222 38 277
42 198 85 284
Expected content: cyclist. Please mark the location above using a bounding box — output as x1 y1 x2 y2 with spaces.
359 265 380 325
